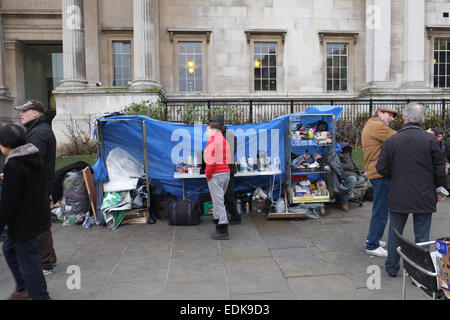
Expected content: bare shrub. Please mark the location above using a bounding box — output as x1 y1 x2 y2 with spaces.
61 116 97 156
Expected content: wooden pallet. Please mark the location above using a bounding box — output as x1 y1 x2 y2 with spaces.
267 212 308 220
267 190 308 220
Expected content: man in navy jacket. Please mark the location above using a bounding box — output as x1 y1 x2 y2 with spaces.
376 103 448 278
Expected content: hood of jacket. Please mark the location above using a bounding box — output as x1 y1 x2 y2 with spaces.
5 143 41 169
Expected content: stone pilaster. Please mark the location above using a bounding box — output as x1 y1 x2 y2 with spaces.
131 0 160 89
365 0 392 88
403 0 425 88
60 0 87 88
0 14 9 96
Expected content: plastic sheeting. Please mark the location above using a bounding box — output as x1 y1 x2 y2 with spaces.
98 105 343 201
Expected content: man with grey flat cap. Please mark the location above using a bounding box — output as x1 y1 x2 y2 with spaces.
15 100 57 276
361 105 397 258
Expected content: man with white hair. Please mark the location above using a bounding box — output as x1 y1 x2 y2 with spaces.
376 103 448 278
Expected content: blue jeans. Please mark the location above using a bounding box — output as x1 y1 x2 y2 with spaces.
3 237 50 300
366 178 390 250
341 175 366 204
385 212 432 276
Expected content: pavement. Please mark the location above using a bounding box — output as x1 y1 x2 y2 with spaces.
1 198 449 301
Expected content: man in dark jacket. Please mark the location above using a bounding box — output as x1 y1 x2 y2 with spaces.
376 103 448 278
0 124 51 300
211 114 241 224
15 100 57 275
337 142 366 211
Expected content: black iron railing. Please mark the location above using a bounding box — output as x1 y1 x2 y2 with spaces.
162 98 448 126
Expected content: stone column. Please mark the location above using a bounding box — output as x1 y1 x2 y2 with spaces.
365 0 392 86
131 0 160 89
0 14 9 96
403 0 425 87
84 0 101 86
61 0 87 88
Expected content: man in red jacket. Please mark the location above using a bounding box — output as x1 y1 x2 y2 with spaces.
205 121 232 240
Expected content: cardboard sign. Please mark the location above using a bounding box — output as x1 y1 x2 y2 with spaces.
435 238 450 297
82 167 97 221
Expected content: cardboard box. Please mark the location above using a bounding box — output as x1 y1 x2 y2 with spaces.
435 238 450 297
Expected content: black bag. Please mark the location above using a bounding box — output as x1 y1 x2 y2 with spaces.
169 199 201 225
150 193 178 220
364 186 374 202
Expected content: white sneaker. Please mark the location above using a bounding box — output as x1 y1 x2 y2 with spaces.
365 246 388 258
43 269 54 276
366 240 387 248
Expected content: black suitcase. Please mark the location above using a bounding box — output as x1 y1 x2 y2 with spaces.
169 199 201 225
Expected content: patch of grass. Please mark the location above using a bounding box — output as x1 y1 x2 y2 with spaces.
55 154 97 171
352 148 364 171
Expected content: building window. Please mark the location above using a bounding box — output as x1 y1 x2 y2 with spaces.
434 38 450 88
178 42 202 92
326 43 348 91
112 41 132 86
254 42 277 91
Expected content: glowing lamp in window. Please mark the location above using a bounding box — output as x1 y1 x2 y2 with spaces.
187 61 195 74
254 59 261 68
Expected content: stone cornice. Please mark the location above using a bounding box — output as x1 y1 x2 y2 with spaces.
426 25 450 39
0 9 61 19
244 29 287 43
318 30 359 44
168 28 212 43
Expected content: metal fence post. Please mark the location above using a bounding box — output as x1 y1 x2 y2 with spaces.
290 99 294 114
249 100 253 123
369 99 373 115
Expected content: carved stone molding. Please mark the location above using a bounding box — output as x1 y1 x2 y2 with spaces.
318 31 358 45
168 28 212 43
244 29 287 44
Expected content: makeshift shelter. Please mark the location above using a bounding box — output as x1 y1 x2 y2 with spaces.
93 105 343 225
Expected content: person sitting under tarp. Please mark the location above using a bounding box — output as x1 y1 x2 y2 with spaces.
336 142 367 211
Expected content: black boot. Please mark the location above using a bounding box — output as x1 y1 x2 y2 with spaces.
211 224 230 240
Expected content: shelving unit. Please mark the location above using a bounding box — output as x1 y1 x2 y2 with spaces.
285 113 336 208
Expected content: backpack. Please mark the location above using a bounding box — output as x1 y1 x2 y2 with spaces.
169 199 201 226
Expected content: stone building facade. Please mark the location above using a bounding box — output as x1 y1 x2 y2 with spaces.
0 0 449 147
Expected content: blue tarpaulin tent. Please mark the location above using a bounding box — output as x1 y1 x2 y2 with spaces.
96 105 343 204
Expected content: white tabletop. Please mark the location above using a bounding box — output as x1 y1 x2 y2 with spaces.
174 169 281 179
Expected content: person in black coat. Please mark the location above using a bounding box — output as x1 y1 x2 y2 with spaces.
0 124 51 300
376 103 448 278
15 100 57 275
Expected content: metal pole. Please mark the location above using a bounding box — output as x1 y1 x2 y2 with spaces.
141 120 151 218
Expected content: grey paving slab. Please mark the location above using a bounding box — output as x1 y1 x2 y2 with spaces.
288 274 361 300
166 254 225 285
271 247 338 278
0 198 448 300
223 257 292 295
154 280 230 300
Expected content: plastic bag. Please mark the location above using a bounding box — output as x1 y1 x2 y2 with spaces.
106 147 144 178
62 171 90 219
92 157 109 183
103 148 145 192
